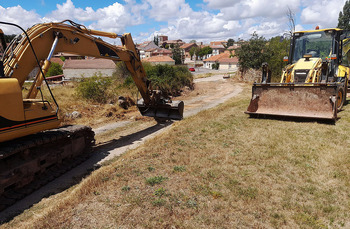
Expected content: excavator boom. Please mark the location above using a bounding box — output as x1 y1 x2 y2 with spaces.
0 20 183 142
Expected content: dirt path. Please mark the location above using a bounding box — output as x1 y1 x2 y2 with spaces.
0 74 243 222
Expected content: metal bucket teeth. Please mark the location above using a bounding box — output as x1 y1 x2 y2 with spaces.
137 99 184 120
245 84 338 120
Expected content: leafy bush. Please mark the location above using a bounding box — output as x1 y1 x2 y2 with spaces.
46 62 63 77
75 62 193 104
143 63 193 96
75 74 112 103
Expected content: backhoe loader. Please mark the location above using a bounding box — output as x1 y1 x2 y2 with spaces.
0 20 184 209
245 27 350 120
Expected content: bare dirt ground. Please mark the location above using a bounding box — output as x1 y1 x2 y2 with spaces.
0 74 243 222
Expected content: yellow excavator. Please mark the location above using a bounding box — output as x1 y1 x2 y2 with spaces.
0 20 183 208
246 27 350 120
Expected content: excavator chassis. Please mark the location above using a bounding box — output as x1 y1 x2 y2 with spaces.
245 83 339 120
0 125 94 211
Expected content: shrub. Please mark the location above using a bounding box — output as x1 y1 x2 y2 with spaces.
75 74 112 103
143 63 193 96
46 62 63 77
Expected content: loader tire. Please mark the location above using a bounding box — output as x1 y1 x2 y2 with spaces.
337 87 345 112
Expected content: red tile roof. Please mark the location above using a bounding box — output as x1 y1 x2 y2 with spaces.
180 43 197 50
51 57 64 66
142 56 175 62
219 56 238 63
203 52 230 62
210 45 225 49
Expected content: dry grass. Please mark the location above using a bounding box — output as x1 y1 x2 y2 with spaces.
36 82 141 128
3 84 350 228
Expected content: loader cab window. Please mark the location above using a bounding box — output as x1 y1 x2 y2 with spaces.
292 31 333 63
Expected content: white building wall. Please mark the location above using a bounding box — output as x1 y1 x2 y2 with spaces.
219 63 237 71
147 61 175 66
63 69 115 79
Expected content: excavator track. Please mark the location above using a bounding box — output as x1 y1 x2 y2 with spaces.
0 125 94 211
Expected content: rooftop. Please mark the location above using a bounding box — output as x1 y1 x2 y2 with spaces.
142 56 175 62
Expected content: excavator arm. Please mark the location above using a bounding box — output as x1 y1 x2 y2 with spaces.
0 20 183 142
3 20 169 105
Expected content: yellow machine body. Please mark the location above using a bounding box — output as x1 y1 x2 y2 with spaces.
246 28 350 120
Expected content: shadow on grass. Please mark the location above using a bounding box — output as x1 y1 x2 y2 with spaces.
0 121 173 224
247 114 336 125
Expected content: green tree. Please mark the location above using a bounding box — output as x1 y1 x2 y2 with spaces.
189 46 200 59
198 46 212 58
172 45 184 64
338 0 350 29
46 62 63 77
266 36 289 81
235 32 270 74
153 35 159 46
212 62 219 70
190 40 196 43
4 34 16 43
227 38 235 47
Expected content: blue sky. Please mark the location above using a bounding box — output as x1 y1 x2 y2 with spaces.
0 0 347 43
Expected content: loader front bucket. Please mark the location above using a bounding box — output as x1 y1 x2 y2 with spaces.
245 83 338 120
137 99 184 120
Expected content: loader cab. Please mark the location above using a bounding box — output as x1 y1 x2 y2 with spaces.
289 30 339 64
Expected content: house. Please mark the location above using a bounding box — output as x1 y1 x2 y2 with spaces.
218 56 238 71
158 35 168 44
54 52 86 60
161 39 185 48
210 44 226 56
210 41 227 47
180 43 198 60
143 48 172 59
151 48 172 57
142 56 175 65
137 41 159 59
63 58 115 79
203 52 238 70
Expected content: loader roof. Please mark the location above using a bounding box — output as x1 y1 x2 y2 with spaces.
294 28 342 34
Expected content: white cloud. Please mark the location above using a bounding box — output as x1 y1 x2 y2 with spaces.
144 0 191 21
204 0 300 20
0 0 348 45
300 0 346 28
0 5 42 34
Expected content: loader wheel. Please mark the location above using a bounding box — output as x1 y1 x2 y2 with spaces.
337 87 345 112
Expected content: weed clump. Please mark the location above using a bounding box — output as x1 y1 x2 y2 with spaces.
145 176 168 186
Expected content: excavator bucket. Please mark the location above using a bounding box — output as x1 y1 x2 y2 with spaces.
137 99 184 120
245 83 338 120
